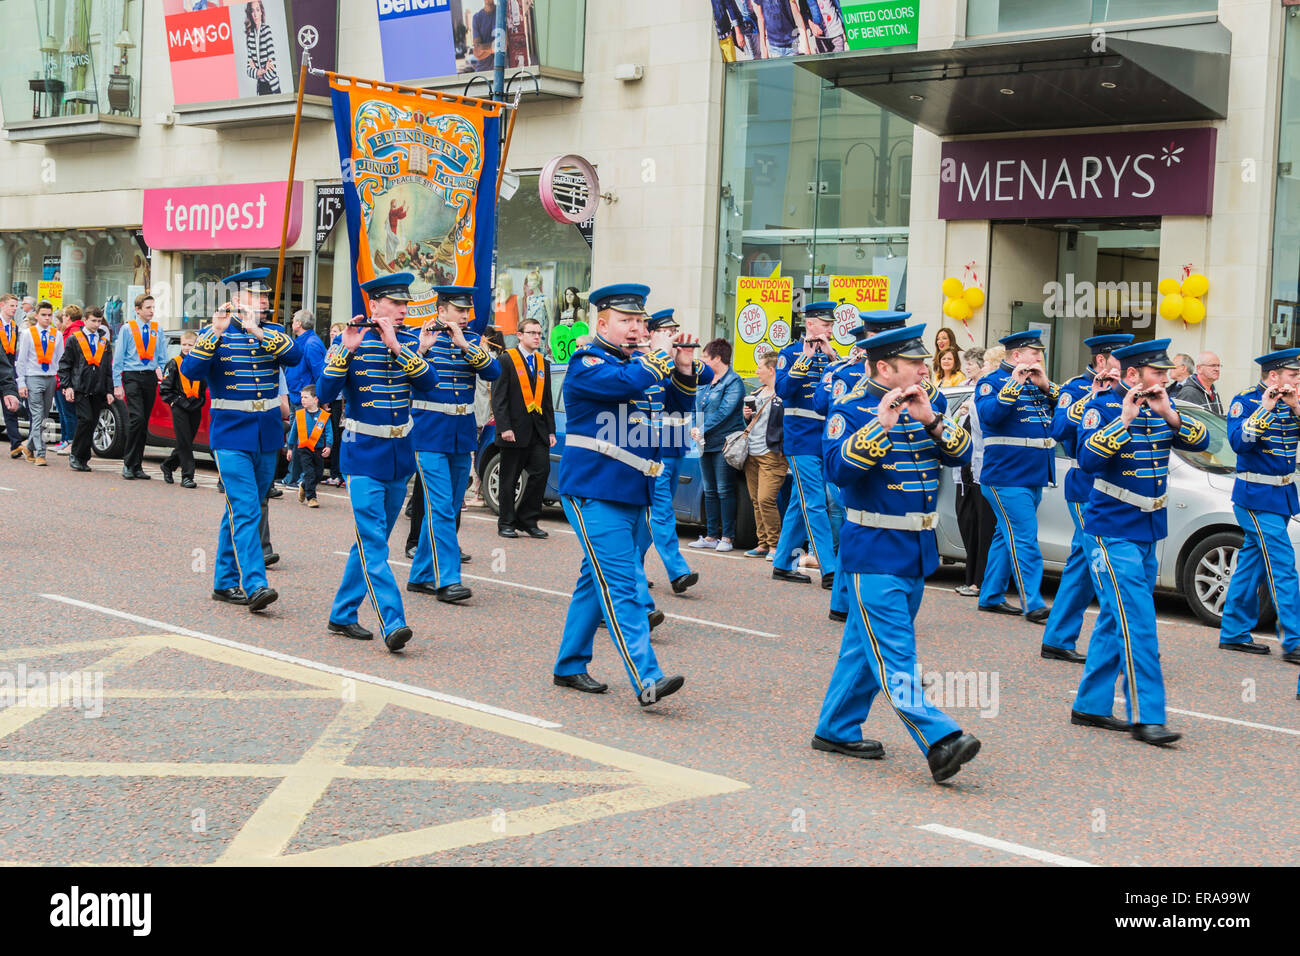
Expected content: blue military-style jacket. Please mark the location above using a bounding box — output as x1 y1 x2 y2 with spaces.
823 377 972 578
182 321 302 453
632 360 713 459
316 327 438 481
1052 371 1100 504
1226 384 1300 517
1077 384 1209 542
774 343 833 456
558 336 698 507
411 330 499 455
973 361 1060 488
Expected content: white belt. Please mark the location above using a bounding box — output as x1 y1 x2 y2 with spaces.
1237 471 1295 487
1094 479 1166 512
343 417 412 439
628 415 691 427
210 397 275 412
985 436 1056 449
846 508 938 531
411 400 473 416
566 434 664 477
785 407 825 421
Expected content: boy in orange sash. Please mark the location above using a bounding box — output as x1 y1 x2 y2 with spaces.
57 306 114 472
285 385 331 508
159 330 205 488
15 300 64 465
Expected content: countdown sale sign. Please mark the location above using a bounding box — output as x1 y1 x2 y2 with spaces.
734 270 794 377
826 274 891 356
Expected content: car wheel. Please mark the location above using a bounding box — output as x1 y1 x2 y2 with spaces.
92 401 127 459
482 453 526 516
1181 531 1275 629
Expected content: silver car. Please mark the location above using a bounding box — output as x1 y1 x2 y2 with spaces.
935 385 1296 627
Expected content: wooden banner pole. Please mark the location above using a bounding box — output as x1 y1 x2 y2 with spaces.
270 56 309 328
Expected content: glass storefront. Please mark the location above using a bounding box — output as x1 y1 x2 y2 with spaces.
3 229 144 332
715 56 912 342
0 0 144 123
1270 6 1300 351
966 0 1216 36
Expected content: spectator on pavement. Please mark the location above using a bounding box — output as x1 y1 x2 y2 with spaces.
1169 353 1195 388
0 294 23 458
159 330 205 488
15 300 63 466
690 337 746 553
952 346 998 596
934 327 956 355
741 351 786 558
1169 351 1223 415
286 384 331 508
933 346 966 386
283 309 326 489
58 306 114 473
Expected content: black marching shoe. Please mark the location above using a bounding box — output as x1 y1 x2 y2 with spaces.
436 583 473 604
553 672 608 694
926 732 981 782
821 573 834 591
671 572 698 594
1281 649 1300 665
460 549 471 563
405 545 416 560
329 621 374 641
405 581 439 596
1131 724 1180 746
829 609 848 622
263 552 280 568
638 674 685 707
1070 709 1129 731
498 526 519 538
121 467 135 480
1041 644 1086 663
811 735 885 759
181 477 197 489
132 468 151 480
648 609 665 630
266 485 282 499
245 586 279 613
384 627 413 653
69 459 91 472
212 587 249 605
772 568 811 584
160 463 174 484
522 526 548 539
1025 607 1050 624
1219 641 1270 655
979 601 1022 616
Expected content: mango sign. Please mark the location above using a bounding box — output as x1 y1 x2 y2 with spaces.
734 273 793 377
826 275 890 357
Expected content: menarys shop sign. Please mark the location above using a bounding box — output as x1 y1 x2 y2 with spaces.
938 128 1217 221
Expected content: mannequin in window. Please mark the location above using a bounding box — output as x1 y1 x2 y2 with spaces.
523 266 547 326
554 286 586 328
494 271 519 345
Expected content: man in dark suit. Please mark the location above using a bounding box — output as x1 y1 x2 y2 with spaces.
492 317 555 538
57 307 115 472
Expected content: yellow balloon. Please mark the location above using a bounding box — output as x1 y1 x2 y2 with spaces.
1181 297 1206 324
1159 294 1184 321
1181 273 1209 298
1158 278 1181 296
962 286 985 310
942 297 959 318
942 277 964 299
949 299 973 322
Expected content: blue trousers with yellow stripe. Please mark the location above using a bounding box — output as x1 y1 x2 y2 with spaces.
409 450 471 588
1075 536 1165 724
1220 506 1300 653
1043 501 1095 652
774 454 837 578
331 474 410 637
979 485 1046 613
556 496 664 694
647 456 691 582
815 573 962 754
213 448 277 593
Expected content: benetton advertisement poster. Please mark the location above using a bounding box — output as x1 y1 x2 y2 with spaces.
710 1 918 62
329 77 503 326
938 128 1219 221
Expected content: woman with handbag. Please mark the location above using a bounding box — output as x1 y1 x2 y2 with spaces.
736 351 786 558
689 338 746 552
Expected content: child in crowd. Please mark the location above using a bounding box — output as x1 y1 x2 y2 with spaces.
159 330 205 488
286 384 331 508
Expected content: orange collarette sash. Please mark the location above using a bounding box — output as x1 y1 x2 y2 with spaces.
508 347 544 414
296 409 329 450
178 362 200 399
30 326 56 367
129 320 158 362
0 322 15 356
75 330 106 366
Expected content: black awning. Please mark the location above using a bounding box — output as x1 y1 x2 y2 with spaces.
798 23 1230 136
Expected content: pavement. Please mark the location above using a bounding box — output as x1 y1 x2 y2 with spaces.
2 450 1298 867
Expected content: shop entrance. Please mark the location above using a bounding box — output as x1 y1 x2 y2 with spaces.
989 219 1160 381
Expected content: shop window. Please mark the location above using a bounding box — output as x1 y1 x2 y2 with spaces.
966 0 1217 37
1271 8 1300 350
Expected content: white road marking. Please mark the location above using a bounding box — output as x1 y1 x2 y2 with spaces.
0 486 14 492
333 552 784 639
917 824 1096 867
1108 696 1300 737
38 593 562 730
460 512 576 536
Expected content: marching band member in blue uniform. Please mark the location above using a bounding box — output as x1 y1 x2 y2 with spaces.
1072 338 1208 745
973 329 1059 623
183 268 302 614
812 324 982 783
552 283 698 707
317 273 439 652
406 286 500 605
1040 334 1132 663
772 302 842 605
635 307 712 595
1218 348 1300 666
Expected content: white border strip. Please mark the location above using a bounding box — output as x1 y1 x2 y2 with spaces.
917 823 1096 867
38 593 563 730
